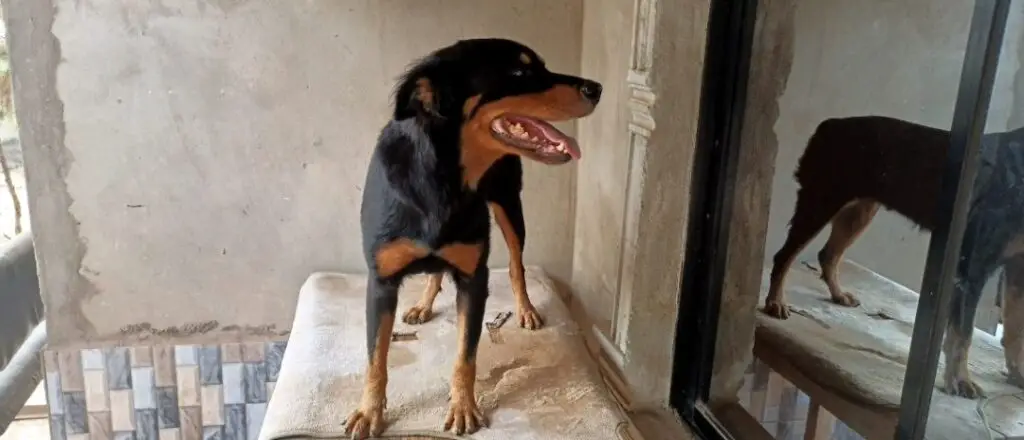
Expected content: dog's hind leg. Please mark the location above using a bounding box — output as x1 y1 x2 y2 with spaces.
402 273 443 324
765 187 846 319
346 276 400 439
489 200 542 329
817 199 879 307
1001 254 1024 388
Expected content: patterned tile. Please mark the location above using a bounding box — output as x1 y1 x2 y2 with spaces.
82 349 105 370
241 344 264 363
51 414 67 440
154 346 177 387
131 348 154 367
221 344 242 363
200 385 224 426
264 342 286 382
63 392 89 434
136 409 159 440
47 371 65 415
175 346 198 366
84 370 110 412
242 364 266 404
88 412 112 440
202 426 224 440
45 350 60 372
245 404 265 440
47 342 283 440
157 387 180 428
59 351 85 392
176 366 201 407
265 382 275 400
106 348 133 390
132 367 157 409
160 428 181 440
224 404 246 440
222 364 244 405
110 389 136 431
180 407 202 440
199 347 222 385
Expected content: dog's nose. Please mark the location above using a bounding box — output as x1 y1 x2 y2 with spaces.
580 80 602 102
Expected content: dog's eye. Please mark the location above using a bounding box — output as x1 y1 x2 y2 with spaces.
510 68 527 77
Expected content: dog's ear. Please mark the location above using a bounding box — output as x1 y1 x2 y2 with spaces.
394 75 446 121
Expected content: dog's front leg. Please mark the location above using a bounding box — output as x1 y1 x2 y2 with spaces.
346 277 399 439
441 243 490 435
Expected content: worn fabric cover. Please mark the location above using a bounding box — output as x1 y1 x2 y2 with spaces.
260 267 628 440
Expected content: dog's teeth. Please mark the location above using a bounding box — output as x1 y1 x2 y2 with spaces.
530 136 539 142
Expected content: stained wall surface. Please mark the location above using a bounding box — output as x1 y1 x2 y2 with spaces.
7 0 584 347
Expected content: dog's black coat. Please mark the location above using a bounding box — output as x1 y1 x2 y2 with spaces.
348 38 601 438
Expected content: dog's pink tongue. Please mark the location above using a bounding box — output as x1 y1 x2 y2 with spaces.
563 138 582 160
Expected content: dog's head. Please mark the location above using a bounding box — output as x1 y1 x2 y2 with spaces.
393 38 602 175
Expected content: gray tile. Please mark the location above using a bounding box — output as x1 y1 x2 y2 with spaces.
199 346 222 385
224 404 246 440
132 367 156 409
62 391 88 434
243 363 267 404
175 345 197 366
106 347 133 390
203 426 224 440
46 372 64 415
50 415 66 440
245 403 266 440
135 408 158 440
81 349 105 370
222 364 245 405
263 342 286 382
156 387 180 428
114 432 137 440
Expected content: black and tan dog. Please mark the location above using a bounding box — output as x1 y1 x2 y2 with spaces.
345 39 601 439
764 115 1024 399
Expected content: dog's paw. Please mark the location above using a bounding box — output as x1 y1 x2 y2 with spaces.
1008 368 1024 389
402 305 433 325
832 292 861 307
517 305 544 330
345 405 386 440
443 398 488 435
763 301 791 320
945 375 986 399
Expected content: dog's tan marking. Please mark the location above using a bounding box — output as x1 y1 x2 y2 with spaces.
374 239 429 277
345 312 395 438
943 323 984 398
403 274 443 325
437 243 484 275
519 52 532 64
463 95 482 118
460 85 594 187
1002 256 1024 387
489 202 543 329
817 199 879 307
444 298 486 435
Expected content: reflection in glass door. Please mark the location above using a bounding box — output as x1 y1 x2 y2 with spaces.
671 1 1020 440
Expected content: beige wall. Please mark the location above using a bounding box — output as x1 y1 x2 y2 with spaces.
10 0 584 348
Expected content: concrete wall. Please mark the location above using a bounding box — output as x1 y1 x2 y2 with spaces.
572 0 635 339
7 0 584 348
763 0 1024 293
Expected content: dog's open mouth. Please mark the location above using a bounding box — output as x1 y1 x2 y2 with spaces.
490 115 581 163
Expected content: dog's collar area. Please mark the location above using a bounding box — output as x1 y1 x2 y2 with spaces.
490 115 580 161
